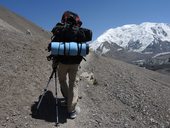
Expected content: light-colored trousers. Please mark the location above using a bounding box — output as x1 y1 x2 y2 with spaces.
57 63 79 112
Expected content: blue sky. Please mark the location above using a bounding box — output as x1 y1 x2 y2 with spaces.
0 0 170 41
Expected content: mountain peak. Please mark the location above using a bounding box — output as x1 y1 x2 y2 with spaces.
91 22 170 54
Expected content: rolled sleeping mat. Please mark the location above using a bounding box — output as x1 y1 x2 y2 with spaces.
51 42 89 56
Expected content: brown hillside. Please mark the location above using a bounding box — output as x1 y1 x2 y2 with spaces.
0 6 170 128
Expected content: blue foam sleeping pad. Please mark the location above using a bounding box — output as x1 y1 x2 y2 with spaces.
51 42 89 56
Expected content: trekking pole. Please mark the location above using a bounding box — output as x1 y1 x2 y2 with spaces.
54 67 59 126
36 69 55 112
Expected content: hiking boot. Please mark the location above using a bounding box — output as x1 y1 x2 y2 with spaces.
68 106 80 119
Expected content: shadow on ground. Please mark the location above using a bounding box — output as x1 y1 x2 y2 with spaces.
30 91 68 124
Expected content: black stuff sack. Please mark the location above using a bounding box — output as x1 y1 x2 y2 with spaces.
51 23 92 42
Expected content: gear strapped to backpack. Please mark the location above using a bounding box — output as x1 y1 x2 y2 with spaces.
49 11 92 57
51 11 92 43
61 11 82 27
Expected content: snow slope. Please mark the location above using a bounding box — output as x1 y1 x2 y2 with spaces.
91 22 170 54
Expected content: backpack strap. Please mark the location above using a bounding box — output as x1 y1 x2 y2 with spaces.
79 43 83 56
82 57 86 61
58 42 61 55
63 42 66 55
77 43 80 56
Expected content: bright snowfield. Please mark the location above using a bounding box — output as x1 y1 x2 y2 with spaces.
90 22 170 54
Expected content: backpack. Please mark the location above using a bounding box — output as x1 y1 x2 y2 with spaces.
48 11 92 60
51 23 92 42
51 11 92 43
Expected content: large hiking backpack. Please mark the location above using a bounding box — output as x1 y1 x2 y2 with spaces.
51 11 92 43
48 11 92 58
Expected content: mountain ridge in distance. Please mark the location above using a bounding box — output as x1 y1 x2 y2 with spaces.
90 22 170 74
91 22 170 54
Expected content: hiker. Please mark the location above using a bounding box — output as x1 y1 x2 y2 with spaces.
52 54 82 119
50 11 92 119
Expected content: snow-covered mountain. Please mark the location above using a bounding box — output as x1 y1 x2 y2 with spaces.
91 22 170 55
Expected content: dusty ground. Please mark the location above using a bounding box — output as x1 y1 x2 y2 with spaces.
1 6 170 128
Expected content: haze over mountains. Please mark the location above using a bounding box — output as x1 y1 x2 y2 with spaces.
1 5 170 128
